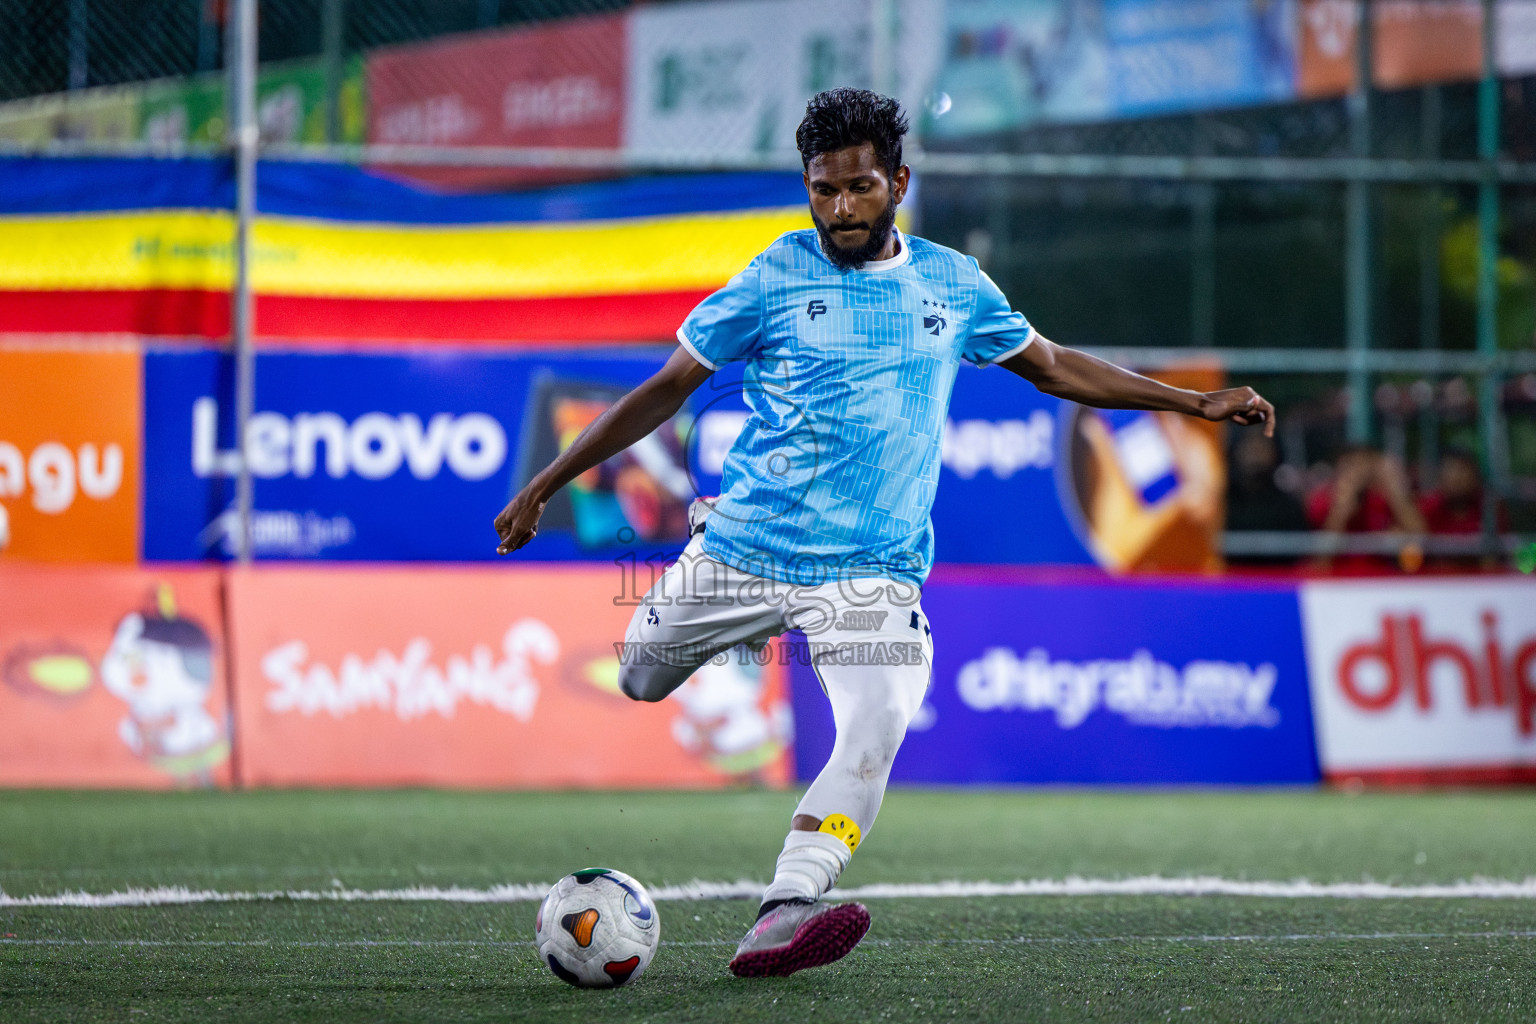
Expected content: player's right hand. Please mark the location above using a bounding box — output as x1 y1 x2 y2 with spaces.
494 488 545 555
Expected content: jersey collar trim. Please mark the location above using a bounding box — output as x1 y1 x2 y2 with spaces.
855 228 910 273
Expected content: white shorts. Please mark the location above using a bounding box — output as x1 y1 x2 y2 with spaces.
617 533 933 703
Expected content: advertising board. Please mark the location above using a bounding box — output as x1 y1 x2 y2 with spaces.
142 346 697 562
934 362 1225 572
1497 0 1536 76
0 565 232 787
368 13 625 189
624 0 943 157
0 342 141 563
226 565 792 788
142 345 1221 570
791 575 1319 784
1296 0 1484 97
140 58 366 147
1102 0 1294 117
928 0 1293 137
1300 578 1536 783
0 85 142 145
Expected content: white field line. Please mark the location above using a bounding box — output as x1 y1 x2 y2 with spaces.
4 931 1536 949
5 876 1536 909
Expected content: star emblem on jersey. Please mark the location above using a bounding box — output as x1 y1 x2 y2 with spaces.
921 299 948 336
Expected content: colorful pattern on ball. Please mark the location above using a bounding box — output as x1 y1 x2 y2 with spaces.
534 868 661 988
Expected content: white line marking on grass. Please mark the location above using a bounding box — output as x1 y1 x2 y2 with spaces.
4 875 1536 909
4 931 1536 950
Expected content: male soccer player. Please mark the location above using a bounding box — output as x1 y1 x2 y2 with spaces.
494 88 1274 978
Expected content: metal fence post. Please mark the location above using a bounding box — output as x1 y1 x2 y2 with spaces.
322 0 346 144
871 0 896 98
1417 83 1442 486
1477 0 1506 554
67 0 89 90
229 0 258 565
1345 0 1375 444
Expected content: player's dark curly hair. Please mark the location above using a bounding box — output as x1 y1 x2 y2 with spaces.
795 88 909 179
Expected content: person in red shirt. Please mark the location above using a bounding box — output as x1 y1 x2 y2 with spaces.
1305 446 1426 574
1417 447 1507 572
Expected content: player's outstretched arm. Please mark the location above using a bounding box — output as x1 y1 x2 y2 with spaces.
493 346 713 555
999 334 1275 437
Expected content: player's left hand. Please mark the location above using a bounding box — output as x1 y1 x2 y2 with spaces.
1199 387 1275 437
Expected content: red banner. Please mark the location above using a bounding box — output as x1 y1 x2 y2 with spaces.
367 13 626 190
0 565 232 787
226 565 793 788
1298 0 1484 98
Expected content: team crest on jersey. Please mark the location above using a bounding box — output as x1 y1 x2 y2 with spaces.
921 298 948 335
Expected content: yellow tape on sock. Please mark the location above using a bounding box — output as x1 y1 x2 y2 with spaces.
818 814 861 853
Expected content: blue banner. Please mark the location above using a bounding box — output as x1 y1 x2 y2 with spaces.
791 576 1319 784
143 347 1192 570
933 364 1094 566
143 346 719 562
1103 0 1295 118
927 0 1297 138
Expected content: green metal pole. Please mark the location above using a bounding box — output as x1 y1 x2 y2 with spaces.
1476 0 1505 553
1418 85 1442 487
1191 181 1216 348
1345 0 1374 444
322 0 346 144
1190 113 1215 350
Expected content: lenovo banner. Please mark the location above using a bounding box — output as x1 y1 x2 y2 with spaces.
791 574 1319 785
142 346 691 562
0 565 232 787
143 346 1220 570
1300 578 1536 783
225 566 792 788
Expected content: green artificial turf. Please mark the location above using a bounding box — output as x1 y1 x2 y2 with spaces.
3 788 1535 1022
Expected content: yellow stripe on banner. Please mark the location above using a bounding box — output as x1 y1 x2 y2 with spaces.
252 208 807 298
0 207 810 299
0 211 236 291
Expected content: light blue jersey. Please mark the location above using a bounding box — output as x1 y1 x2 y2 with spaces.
677 228 1033 587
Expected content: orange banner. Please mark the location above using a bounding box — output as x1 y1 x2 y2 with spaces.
0 565 232 787
0 341 141 563
1298 0 1484 98
226 565 793 788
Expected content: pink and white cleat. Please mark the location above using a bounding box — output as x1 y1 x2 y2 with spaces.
727 899 871 978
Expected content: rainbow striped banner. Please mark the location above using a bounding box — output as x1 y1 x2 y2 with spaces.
0 158 808 344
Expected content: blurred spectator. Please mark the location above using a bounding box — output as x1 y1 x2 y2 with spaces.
1225 433 1307 565
1306 446 1427 574
1417 447 1507 572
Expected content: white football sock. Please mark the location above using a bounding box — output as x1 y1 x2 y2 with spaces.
760 829 852 904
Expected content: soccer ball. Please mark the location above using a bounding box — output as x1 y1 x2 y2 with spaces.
534 867 660 988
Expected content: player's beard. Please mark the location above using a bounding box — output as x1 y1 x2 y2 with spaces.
812 194 898 270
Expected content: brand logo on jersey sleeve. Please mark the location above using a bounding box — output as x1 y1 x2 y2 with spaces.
806 299 828 320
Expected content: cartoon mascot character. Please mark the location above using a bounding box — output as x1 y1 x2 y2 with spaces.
100 585 229 783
